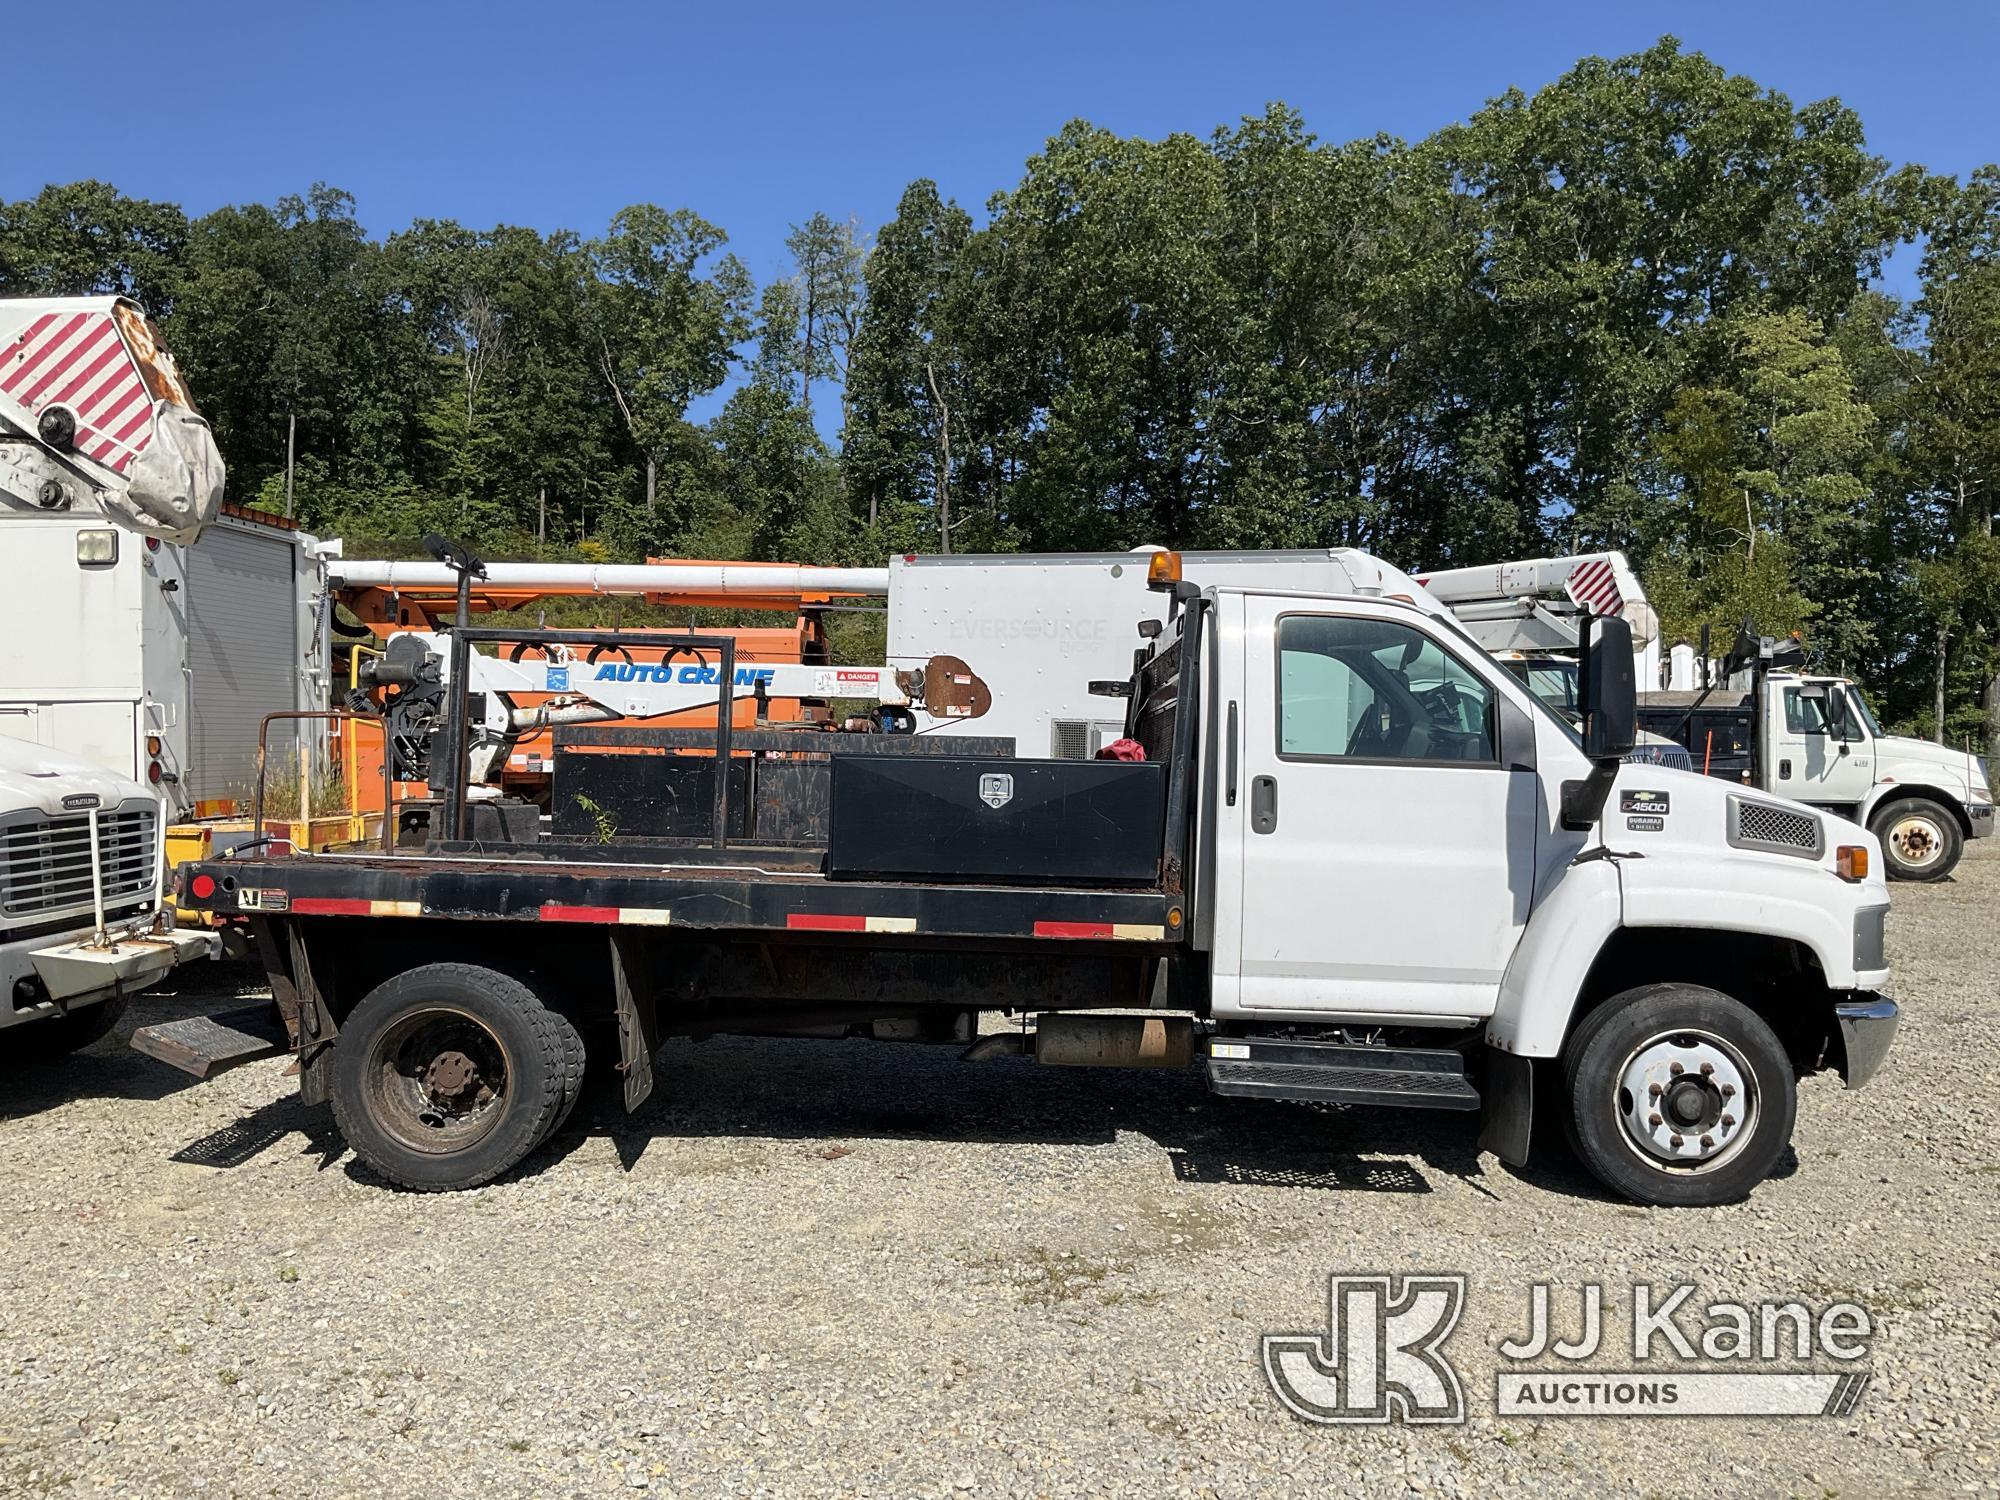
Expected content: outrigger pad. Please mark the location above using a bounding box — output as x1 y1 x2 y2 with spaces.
130 1004 288 1079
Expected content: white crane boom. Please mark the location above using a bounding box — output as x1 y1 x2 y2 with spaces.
1415 552 1658 652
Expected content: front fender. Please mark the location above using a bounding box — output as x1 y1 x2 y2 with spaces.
1860 778 1968 833
1486 855 1621 1059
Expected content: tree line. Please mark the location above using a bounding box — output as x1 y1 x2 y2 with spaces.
2 38 1995 748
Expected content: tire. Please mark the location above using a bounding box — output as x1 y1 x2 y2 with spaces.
1869 797 1962 882
6 995 129 1063
329 963 574 1191
1561 983 1796 1208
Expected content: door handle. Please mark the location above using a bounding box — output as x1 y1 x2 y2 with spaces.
1226 701 1239 806
1250 774 1278 834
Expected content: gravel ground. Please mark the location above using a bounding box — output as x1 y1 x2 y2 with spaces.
2 844 1996 1499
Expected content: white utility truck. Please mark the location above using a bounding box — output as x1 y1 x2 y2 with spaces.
0 297 330 814
143 549 1896 1208
0 296 241 1047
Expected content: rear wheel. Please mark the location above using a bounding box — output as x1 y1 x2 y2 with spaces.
330 963 576 1191
1869 797 1961 882
1561 983 1795 1207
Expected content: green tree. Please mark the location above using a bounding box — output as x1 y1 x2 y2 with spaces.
584 206 752 531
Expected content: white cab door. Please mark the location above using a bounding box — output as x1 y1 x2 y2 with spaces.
1768 682 1875 805
1218 597 1540 1020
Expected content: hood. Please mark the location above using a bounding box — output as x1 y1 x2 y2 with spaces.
1874 733 1986 797
0 735 152 819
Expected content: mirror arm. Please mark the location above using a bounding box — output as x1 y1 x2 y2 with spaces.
1560 762 1619 831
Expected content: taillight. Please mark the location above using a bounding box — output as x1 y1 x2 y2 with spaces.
189 873 216 900
146 760 163 783
1836 845 1870 881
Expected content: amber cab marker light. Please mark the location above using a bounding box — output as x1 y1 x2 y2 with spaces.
1146 551 1183 589
1836 845 1869 882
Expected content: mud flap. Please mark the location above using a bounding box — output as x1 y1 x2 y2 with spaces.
610 932 661 1113
1478 1047 1534 1168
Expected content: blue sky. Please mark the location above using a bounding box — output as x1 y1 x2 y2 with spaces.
12 1 1995 294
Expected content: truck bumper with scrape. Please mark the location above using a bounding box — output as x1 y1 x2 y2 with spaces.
29 927 217 1004
1834 994 1899 1090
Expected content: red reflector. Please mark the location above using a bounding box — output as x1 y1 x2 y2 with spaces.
189 874 216 900
787 913 867 931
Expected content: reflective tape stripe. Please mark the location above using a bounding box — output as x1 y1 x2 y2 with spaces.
540 904 672 925
290 897 368 916
1033 920 1165 941
787 914 917 933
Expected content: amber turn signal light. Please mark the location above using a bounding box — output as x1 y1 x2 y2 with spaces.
1835 845 1869 881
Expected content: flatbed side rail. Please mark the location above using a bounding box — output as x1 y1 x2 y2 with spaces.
173 852 1184 946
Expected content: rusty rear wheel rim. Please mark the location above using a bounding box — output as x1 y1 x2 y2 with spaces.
365 1006 513 1156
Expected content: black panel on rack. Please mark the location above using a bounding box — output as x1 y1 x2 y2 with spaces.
827 756 1165 884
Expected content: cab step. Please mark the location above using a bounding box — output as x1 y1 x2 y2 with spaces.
1206 1036 1480 1111
130 1003 289 1079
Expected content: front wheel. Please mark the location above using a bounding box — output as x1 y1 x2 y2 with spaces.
1869 797 1962 882
1561 984 1796 1207
330 963 581 1191
5 995 129 1064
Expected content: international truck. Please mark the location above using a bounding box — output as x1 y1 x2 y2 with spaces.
141 550 1897 1208
1633 628 1992 883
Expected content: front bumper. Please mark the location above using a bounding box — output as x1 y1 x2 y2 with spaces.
1968 801 1993 840
1834 994 1899 1089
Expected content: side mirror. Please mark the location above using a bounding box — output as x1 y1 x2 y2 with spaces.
1560 614 1637 831
1579 614 1637 764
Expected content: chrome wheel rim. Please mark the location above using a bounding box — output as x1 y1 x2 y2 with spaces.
1614 1029 1758 1174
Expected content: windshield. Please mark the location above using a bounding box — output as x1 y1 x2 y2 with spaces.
1504 659 1580 719
1847 685 1884 738
1428 628 1583 750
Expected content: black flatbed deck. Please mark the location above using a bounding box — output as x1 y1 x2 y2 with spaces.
180 850 1184 947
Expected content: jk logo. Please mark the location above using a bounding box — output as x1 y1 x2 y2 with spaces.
1263 1274 1467 1425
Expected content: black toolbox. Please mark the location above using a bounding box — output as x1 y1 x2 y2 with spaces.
827 756 1165 883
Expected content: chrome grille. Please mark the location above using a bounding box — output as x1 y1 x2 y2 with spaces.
1728 796 1824 859
0 805 158 921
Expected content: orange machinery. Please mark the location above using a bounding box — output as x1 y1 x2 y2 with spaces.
330 558 881 814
